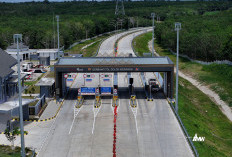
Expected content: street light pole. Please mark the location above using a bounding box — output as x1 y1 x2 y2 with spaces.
175 22 181 113
151 13 155 57
56 15 60 59
14 34 25 157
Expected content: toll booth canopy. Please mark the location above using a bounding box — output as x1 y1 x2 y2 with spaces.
54 57 174 99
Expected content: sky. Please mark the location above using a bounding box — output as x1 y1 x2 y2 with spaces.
0 0 77 2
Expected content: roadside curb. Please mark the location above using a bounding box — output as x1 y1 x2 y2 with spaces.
0 132 28 136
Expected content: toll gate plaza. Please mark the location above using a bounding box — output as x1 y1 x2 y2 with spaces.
34 28 195 157
54 57 174 103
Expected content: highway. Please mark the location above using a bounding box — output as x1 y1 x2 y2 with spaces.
97 28 147 57
37 28 194 157
117 28 152 57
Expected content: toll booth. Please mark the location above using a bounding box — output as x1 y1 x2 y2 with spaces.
99 73 113 95
113 72 118 107
128 72 135 98
95 86 101 108
54 57 174 100
128 72 136 107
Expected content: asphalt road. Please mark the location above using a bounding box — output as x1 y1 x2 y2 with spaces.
117 28 152 57
97 28 146 57
37 28 194 157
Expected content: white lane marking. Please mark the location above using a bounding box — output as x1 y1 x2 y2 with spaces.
111 98 114 113
130 99 139 135
118 98 120 112
37 109 60 157
92 100 102 134
69 104 82 135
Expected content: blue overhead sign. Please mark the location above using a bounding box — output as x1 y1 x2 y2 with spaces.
67 78 73 82
81 87 95 95
86 79 92 82
100 87 111 95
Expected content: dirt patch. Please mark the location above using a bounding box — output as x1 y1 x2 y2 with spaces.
148 40 232 122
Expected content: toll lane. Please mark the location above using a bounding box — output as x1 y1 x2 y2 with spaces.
116 98 140 157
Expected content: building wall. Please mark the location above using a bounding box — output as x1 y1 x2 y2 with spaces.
40 84 54 98
39 52 58 60
0 112 11 132
0 77 18 104
0 77 4 103
0 77 7 104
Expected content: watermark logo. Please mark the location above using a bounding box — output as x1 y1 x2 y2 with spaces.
192 134 205 142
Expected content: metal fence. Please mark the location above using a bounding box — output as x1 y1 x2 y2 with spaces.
155 73 199 157
131 32 199 157
29 94 45 116
169 48 232 66
169 102 199 157
67 30 123 50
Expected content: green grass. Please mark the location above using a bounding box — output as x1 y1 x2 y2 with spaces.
0 145 33 157
83 40 102 57
133 32 232 156
133 32 232 107
24 73 47 94
68 34 109 56
178 77 232 157
132 32 152 56
154 42 232 107
46 71 54 78
28 99 39 107
24 81 37 86
24 85 40 94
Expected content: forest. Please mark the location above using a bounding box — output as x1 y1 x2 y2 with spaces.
0 1 231 61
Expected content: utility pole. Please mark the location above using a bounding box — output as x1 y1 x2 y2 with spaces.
151 13 155 57
53 12 56 49
137 17 138 28
175 22 181 113
128 17 130 30
14 34 25 157
56 15 60 59
115 0 125 16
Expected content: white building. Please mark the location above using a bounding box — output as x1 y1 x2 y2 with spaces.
5 43 31 61
32 49 60 60
6 43 63 61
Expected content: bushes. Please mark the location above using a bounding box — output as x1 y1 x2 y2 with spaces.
0 1 231 59
155 9 232 61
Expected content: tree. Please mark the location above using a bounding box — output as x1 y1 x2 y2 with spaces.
223 34 232 61
43 0 49 4
83 20 95 39
4 127 20 150
31 87 35 94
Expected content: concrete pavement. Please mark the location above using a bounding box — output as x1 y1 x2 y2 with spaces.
0 28 194 157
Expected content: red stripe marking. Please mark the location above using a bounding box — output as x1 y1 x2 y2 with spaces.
113 106 118 157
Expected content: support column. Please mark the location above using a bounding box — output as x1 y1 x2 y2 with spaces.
62 73 66 97
163 72 167 96
55 71 62 98
167 70 174 99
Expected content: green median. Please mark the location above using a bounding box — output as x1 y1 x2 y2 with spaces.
67 34 110 57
